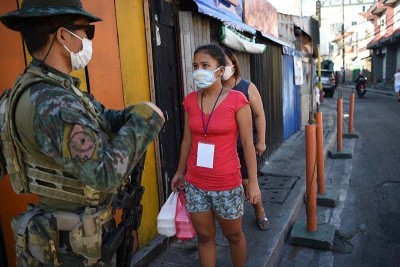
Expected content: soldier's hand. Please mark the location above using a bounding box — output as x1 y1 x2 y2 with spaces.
139 101 165 121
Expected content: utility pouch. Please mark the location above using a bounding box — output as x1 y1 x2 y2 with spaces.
11 207 59 267
68 207 112 266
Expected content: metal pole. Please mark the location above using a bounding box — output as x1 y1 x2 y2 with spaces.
318 46 323 103
348 92 355 133
337 97 343 152
305 124 317 232
315 112 326 194
342 0 345 83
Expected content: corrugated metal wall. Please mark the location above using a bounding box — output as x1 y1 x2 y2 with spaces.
235 51 251 80
250 42 283 160
179 12 211 96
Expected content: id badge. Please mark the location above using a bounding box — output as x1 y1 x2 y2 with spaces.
197 142 215 168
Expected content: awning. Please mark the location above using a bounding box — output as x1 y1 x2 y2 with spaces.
367 29 400 49
220 26 266 54
366 41 378 49
193 0 256 34
367 35 381 49
380 28 400 45
261 32 293 47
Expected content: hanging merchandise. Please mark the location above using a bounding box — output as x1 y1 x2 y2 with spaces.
219 26 266 54
157 192 178 237
175 191 196 240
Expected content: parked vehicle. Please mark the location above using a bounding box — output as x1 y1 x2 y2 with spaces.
355 76 367 98
317 69 336 97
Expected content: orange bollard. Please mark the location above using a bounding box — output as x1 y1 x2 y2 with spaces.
348 93 355 133
337 98 343 152
305 125 317 232
314 112 326 194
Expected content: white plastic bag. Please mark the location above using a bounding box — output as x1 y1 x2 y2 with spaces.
157 192 178 237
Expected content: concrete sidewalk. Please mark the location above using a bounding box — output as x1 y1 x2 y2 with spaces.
132 99 338 267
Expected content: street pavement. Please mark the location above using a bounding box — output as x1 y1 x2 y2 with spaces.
131 84 394 266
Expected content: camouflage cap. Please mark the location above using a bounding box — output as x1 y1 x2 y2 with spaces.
0 0 101 32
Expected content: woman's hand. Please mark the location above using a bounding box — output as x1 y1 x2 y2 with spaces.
171 174 185 191
245 180 261 204
255 142 266 156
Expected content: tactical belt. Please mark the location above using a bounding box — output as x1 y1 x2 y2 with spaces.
15 209 44 255
15 206 114 266
52 206 113 232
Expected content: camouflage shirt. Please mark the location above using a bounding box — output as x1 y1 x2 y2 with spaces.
15 61 164 210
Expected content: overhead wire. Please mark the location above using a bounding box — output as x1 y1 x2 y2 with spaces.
321 5 400 45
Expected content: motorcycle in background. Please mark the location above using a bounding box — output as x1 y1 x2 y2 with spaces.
356 76 367 98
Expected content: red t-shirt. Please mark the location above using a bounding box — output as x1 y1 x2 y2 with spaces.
183 90 249 191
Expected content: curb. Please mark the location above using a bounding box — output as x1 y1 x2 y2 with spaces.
266 111 337 267
131 235 168 266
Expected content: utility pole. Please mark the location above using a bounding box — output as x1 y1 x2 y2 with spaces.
316 1 323 103
342 0 345 83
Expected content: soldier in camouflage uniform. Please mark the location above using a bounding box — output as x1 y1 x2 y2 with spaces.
0 0 165 266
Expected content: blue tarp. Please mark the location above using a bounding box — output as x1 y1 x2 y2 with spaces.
282 46 301 56
282 54 301 140
193 0 256 34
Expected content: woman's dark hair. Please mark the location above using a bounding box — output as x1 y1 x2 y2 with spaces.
224 48 241 79
20 14 81 55
194 44 227 67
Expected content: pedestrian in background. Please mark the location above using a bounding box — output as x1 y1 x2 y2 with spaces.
221 48 270 231
393 67 400 101
171 44 261 266
0 0 164 265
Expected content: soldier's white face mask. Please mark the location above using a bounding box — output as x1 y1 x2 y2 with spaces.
63 28 93 71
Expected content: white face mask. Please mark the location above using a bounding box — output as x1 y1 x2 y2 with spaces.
192 66 222 89
63 28 93 71
222 65 235 81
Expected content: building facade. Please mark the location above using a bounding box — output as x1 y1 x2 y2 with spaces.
367 0 400 86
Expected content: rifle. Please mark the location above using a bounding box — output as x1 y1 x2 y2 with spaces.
101 152 147 266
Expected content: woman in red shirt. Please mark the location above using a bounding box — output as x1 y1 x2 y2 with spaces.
171 44 261 267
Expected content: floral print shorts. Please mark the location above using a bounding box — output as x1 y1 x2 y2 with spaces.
184 181 245 220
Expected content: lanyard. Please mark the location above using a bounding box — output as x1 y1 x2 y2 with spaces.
201 87 224 139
